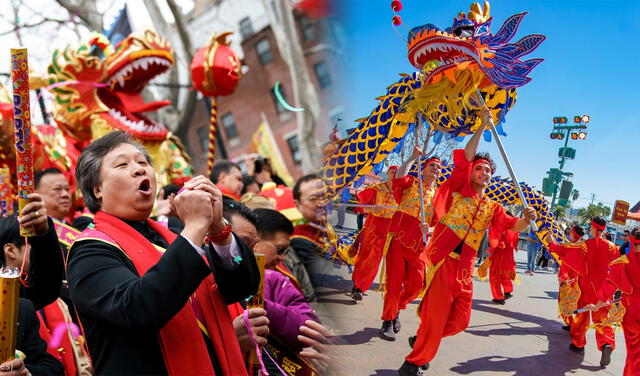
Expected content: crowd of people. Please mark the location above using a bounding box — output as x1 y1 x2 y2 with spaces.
0 131 335 376
345 109 638 376
0 124 637 376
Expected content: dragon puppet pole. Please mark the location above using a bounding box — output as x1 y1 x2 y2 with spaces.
414 119 431 245
474 89 538 233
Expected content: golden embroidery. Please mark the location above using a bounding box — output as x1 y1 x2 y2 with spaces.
282 357 302 374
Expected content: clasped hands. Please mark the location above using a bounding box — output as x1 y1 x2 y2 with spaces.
173 176 228 245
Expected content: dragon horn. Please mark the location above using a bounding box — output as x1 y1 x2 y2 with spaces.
483 1 490 19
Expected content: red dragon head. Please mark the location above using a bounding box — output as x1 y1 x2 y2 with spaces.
44 29 174 144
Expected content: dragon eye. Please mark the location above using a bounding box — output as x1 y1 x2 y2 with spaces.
453 27 473 38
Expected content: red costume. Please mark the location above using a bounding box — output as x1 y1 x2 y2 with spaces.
381 174 435 321
352 182 395 293
37 299 92 376
406 149 518 366
598 249 640 376
549 235 619 351
557 228 581 327
487 228 519 300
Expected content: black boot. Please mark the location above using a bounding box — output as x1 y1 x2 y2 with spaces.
398 360 426 376
350 287 363 301
504 292 513 299
408 335 416 348
600 344 613 366
380 321 396 341
569 343 584 353
393 315 401 333
561 325 571 331
492 298 506 305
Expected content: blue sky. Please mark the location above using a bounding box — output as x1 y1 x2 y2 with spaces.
335 0 640 210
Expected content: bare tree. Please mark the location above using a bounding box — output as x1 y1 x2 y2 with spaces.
163 0 198 147
54 0 103 31
262 0 322 172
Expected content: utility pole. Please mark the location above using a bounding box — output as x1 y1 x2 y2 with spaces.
543 115 590 210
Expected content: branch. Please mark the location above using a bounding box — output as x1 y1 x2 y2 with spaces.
0 17 79 36
54 0 102 31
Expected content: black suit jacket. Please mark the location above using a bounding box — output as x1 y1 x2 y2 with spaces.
21 218 64 311
67 223 259 375
16 299 64 375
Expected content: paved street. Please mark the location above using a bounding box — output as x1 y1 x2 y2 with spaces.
313 218 626 375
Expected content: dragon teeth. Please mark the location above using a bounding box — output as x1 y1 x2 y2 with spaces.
107 108 162 134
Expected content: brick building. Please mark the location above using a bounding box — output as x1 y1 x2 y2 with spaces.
185 0 343 179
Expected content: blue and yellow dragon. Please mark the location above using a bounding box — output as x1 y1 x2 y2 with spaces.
322 2 567 246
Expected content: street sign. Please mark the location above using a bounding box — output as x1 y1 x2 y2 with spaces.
558 147 576 159
548 168 563 183
559 180 573 200
542 177 556 196
612 200 630 225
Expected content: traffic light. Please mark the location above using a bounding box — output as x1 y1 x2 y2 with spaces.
578 132 587 139
574 116 581 123
581 115 590 123
571 132 578 139
553 117 559 124
550 132 564 140
560 117 567 124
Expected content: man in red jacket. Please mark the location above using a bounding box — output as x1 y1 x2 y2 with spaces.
350 166 398 302
593 227 640 375
548 217 619 366
380 148 441 341
398 113 536 376
557 224 585 331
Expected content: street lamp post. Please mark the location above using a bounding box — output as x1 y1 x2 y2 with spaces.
546 115 589 210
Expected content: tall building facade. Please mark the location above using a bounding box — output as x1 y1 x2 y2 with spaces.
185 0 343 178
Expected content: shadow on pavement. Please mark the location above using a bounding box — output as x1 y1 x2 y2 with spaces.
450 300 605 375
337 327 381 345
371 369 398 376
317 297 357 306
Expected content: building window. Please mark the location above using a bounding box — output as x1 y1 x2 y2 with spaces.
299 16 315 41
256 38 273 65
286 135 302 165
221 112 238 139
314 61 331 88
239 17 254 40
271 84 288 114
197 126 209 151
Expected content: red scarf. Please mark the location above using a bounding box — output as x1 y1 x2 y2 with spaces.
217 185 241 201
89 211 246 376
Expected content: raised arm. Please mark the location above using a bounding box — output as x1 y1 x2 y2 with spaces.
509 207 537 233
464 108 491 161
396 146 422 179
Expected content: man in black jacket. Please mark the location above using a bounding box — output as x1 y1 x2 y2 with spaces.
67 131 259 375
